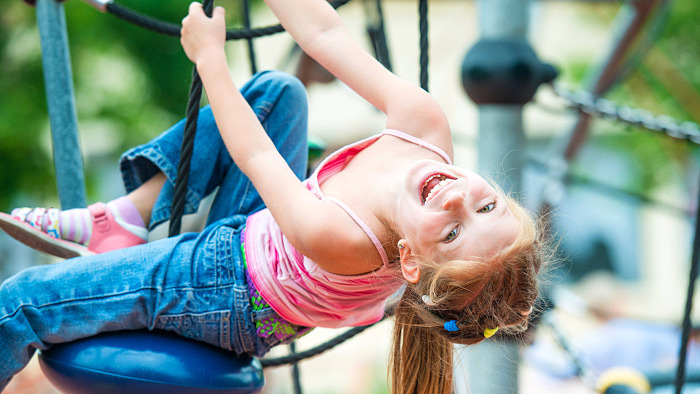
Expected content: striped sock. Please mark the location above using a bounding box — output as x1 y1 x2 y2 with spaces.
58 197 148 244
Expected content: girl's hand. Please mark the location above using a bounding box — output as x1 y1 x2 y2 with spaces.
180 2 226 65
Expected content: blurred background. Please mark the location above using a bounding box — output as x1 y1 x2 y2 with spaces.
2 0 700 392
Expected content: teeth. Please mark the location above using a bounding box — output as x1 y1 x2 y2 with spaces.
422 175 441 191
425 178 453 202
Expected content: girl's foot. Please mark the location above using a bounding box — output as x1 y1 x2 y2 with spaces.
0 197 148 259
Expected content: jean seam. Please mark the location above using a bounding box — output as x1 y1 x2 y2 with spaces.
0 285 235 326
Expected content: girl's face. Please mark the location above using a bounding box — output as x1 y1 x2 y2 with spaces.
395 160 520 264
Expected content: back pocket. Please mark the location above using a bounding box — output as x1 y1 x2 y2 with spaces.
156 310 232 350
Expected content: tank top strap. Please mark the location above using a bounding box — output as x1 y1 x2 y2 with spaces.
322 196 390 267
382 129 453 165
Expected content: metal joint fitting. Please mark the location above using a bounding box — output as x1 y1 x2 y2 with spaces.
81 0 111 13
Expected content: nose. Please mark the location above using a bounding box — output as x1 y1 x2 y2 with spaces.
441 190 467 212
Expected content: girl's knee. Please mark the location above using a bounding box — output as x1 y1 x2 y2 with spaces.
249 71 307 106
253 70 303 88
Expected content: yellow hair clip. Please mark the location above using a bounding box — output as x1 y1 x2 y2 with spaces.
483 327 499 338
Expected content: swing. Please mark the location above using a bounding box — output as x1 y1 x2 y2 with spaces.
38 330 264 394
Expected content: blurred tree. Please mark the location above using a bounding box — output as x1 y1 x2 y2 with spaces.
0 0 247 209
559 0 700 198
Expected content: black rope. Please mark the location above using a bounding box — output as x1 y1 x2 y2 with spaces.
289 342 302 394
169 0 214 237
551 84 700 145
241 0 258 74
674 174 700 393
105 0 352 41
527 157 692 218
260 321 381 367
418 0 428 91
541 314 596 387
365 0 392 72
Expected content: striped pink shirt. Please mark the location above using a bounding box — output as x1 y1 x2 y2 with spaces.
244 129 452 328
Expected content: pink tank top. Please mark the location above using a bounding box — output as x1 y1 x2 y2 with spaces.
244 129 452 328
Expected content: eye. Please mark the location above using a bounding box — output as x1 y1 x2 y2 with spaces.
445 226 459 243
477 201 496 213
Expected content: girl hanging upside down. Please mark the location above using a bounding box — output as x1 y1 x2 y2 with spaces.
0 0 545 392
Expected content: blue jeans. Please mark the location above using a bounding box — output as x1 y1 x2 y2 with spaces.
0 71 309 389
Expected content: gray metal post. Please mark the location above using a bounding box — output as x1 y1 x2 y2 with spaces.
456 0 529 393
36 0 87 210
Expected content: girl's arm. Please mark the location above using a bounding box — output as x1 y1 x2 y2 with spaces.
180 4 358 268
263 0 454 159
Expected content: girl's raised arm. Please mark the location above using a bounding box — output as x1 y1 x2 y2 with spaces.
180 3 361 269
264 0 453 158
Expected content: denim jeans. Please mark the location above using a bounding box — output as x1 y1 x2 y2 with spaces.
0 70 309 389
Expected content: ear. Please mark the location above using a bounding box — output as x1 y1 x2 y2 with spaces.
398 239 420 283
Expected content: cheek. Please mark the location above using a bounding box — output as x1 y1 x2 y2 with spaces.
489 217 521 253
410 221 443 251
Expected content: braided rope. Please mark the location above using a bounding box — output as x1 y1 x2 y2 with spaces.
104 0 352 41
527 157 691 217
260 319 385 367
552 83 700 145
169 0 214 237
675 173 700 393
241 0 258 74
541 315 597 388
418 0 428 91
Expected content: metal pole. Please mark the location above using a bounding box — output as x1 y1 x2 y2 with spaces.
457 0 529 393
475 0 528 193
36 0 87 210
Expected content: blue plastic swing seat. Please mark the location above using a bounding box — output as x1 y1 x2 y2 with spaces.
37 330 265 394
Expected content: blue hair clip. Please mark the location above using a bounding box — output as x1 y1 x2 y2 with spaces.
444 320 459 332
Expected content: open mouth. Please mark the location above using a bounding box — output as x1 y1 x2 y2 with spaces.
421 174 456 205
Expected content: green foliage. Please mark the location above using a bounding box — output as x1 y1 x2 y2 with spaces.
0 2 52 207
0 0 246 209
567 0 700 196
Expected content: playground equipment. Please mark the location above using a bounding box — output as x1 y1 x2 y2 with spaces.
13 0 700 392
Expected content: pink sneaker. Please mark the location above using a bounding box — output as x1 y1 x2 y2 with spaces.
0 202 146 259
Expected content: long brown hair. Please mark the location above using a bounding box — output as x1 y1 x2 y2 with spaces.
389 196 545 394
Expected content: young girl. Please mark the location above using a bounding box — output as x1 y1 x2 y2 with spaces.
0 0 543 392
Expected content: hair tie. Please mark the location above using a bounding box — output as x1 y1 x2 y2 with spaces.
444 320 459 332
483 327 499 338
421 294 436 306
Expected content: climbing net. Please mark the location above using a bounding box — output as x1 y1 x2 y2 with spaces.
93 0 350 40
552 84 700 144
32 0 700 390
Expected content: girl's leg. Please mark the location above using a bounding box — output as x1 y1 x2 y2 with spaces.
0 217 259 390
127 171 167 225
1 71 308 256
